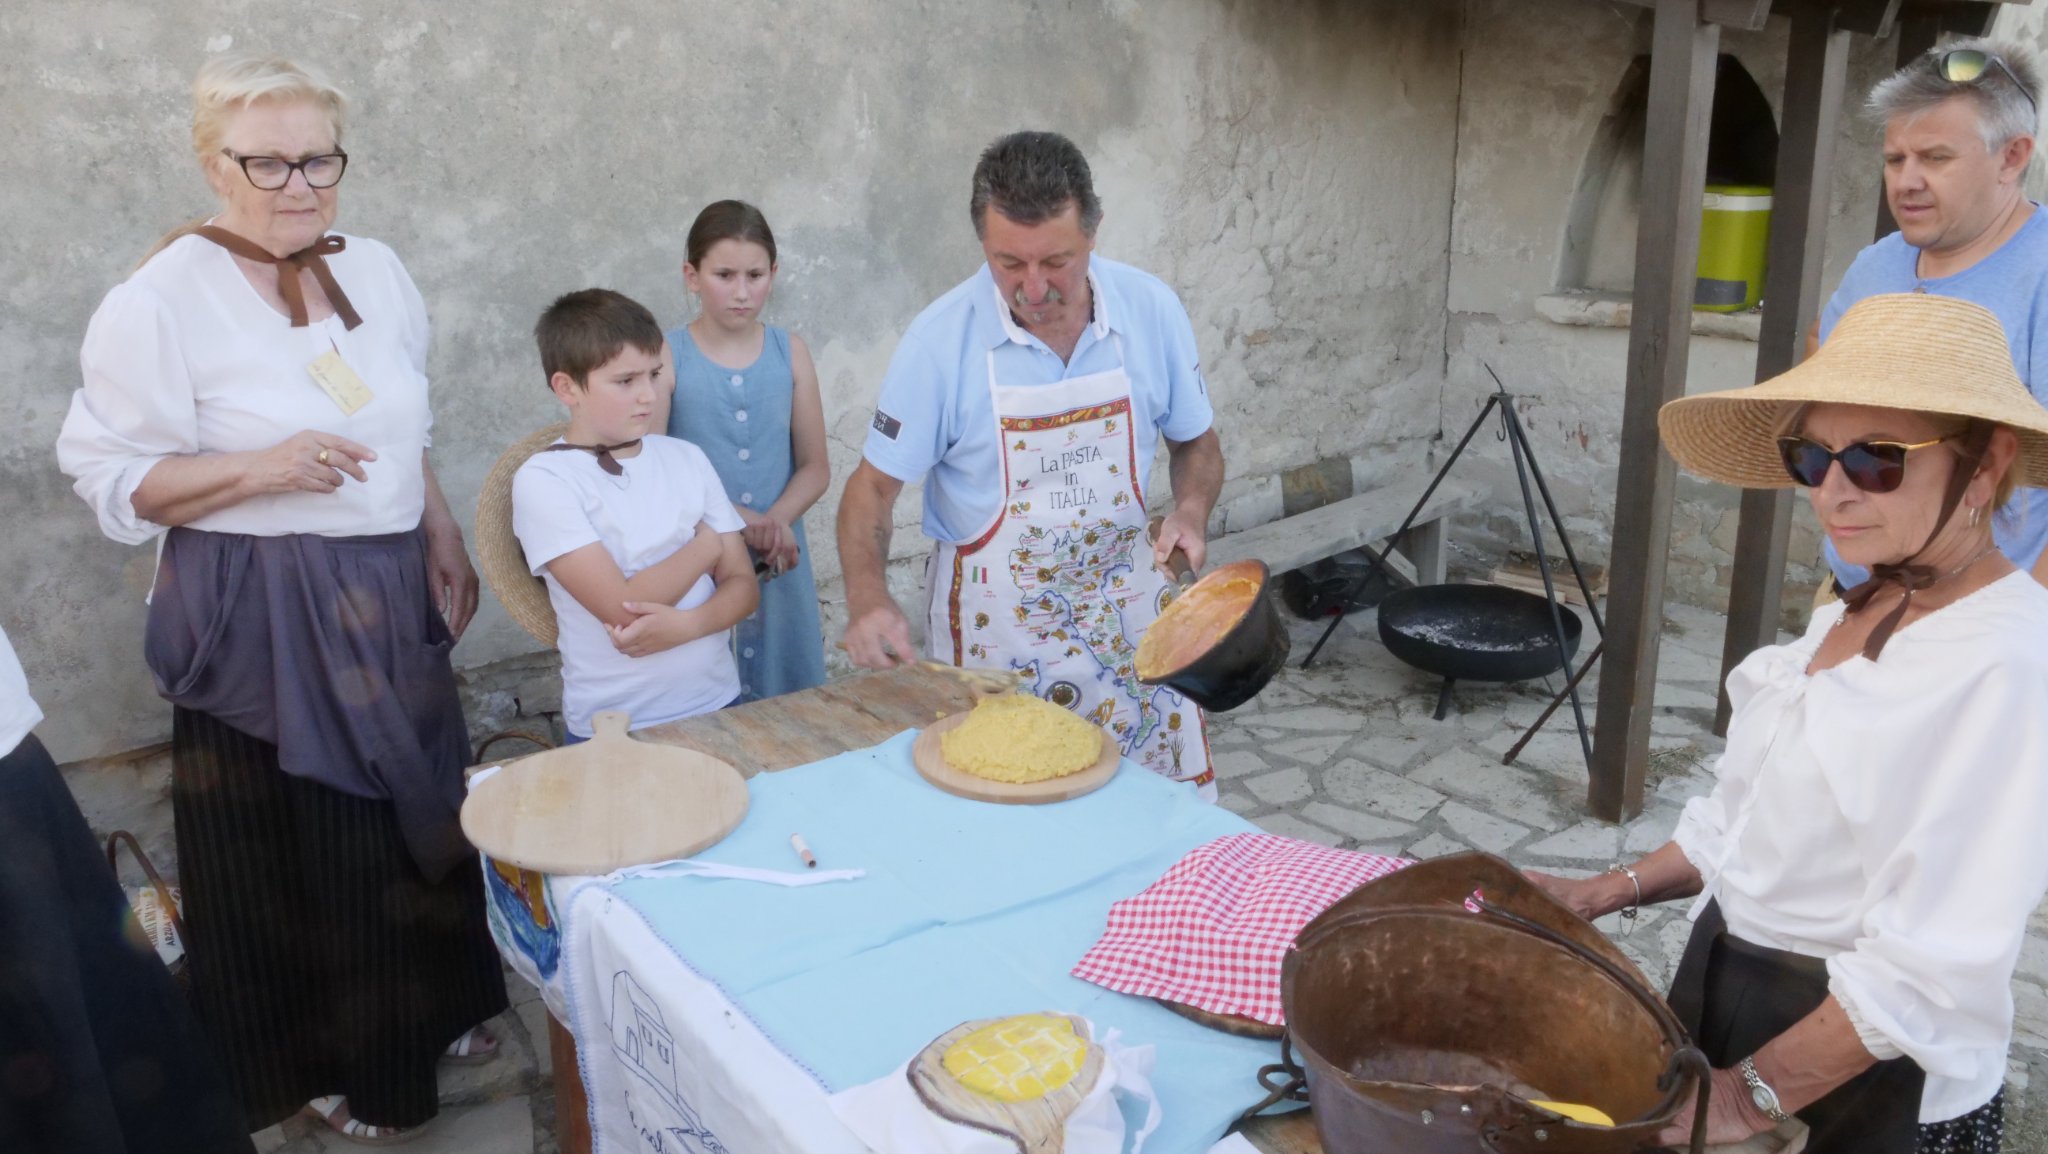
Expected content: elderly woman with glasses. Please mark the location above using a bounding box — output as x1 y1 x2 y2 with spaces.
1529 295 2048 1153
56 54 505 1143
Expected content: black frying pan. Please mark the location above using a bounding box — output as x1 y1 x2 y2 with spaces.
1136 523 1290 712
1377 584 1583 719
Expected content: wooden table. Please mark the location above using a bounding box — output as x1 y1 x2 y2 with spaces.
498 664 1321 1153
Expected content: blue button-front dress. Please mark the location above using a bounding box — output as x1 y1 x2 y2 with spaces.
665 324 829 701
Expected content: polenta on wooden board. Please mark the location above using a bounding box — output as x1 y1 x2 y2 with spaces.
912 709 1119 804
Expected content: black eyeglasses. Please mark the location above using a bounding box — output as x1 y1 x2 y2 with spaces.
1777 435 1953 493
1936 48 2039 118
221 149 348 191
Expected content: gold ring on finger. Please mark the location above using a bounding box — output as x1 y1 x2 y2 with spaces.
317 449 331 465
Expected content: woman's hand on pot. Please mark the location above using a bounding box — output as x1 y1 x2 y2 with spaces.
1521 869 1615 921
249 431 376 495
1654 1065 1775 1147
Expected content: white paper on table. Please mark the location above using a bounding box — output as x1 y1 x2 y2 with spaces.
1206 1135 1259 1154
828 1022 1161 1154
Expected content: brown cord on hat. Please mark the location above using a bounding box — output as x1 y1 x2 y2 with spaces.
196 225 364 330
1836 423 1995 660
541 439 642 476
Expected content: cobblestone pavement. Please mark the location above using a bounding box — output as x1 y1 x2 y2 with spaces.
258 600 2048 1152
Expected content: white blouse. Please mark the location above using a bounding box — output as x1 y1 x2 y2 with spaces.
0 624 42 760
56 230 433 545
1672 571 2048 1122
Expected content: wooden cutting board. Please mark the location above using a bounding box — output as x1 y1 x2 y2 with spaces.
911 710 1119 805
461 711 748 874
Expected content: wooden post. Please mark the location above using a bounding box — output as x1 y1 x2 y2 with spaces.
1589 0 1718 822
1714 3 1852 735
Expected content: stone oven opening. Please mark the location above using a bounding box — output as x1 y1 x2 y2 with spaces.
1560 52 1781 296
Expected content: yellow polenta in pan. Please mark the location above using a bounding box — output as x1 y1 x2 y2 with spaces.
939 693 1102 784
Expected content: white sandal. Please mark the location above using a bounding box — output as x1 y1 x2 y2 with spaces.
442 1024 500 1065
301 1095 420 1146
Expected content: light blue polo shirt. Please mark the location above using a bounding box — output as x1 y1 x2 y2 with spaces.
863 256 1215 544
1817 205 2048 586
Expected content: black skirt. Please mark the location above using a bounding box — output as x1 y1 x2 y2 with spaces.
1668 900 2003 1154
173 708 507 1130
0 732 253 1154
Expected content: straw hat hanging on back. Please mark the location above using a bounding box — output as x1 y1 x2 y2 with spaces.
1659 293 2048 490
476 422 570 648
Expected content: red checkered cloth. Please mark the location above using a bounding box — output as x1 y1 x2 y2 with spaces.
1070 833 1410 1026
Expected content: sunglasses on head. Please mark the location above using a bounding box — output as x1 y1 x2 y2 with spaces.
1936 48 2039 117
1776 434 1954 493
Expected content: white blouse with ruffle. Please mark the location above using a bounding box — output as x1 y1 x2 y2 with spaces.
1672 571 2048 1122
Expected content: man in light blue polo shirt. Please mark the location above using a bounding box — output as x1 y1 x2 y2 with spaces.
1817 38 2048 589
836 130 1225 795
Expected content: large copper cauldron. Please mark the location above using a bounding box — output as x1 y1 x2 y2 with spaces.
1277 853 1707 1153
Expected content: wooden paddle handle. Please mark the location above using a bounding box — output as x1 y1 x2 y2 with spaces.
589 711 632 741
1148 516 1196 588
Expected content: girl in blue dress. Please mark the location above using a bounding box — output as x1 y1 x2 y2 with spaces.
662 201 830 700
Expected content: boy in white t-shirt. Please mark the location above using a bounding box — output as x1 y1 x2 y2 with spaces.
513 289 759 740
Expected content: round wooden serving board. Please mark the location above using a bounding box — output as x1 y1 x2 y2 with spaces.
1154 997 1285 1040
460 711 748 875
911 709 1119 805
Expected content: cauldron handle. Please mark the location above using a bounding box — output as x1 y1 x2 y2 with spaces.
1468 898 1709 1146
1238 1031 1310 1122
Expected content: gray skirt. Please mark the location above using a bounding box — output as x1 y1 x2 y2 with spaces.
144 525 472 880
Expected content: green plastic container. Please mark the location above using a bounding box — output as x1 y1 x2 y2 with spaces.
1694 184 1772 313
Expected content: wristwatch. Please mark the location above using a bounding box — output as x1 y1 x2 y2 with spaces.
1738 1056 1790 1123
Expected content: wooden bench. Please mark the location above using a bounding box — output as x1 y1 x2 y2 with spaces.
1206 474 1489 585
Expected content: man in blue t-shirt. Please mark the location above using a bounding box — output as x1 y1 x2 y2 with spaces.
835 131 1226 794
1816 37 2047 588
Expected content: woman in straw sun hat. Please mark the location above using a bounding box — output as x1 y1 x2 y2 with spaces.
1527 294 2048 1152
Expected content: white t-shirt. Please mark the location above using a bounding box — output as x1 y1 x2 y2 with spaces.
0 625 44 760
1672 572 2048 1123
57 229 433 545
513 435 746 737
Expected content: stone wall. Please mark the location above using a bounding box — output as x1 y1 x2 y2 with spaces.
4 0 1465 767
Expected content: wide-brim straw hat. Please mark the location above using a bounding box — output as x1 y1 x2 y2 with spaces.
477 422 569 648
1659 293 2048 490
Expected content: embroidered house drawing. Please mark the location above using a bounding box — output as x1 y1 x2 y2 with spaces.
610 970 726 1153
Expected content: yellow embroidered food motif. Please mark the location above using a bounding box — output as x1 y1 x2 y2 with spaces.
941 1013 1088 1101
1530 1101 1615 1127
939 693 1100 784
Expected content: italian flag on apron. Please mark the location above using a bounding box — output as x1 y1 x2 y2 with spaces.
925 338 1215 799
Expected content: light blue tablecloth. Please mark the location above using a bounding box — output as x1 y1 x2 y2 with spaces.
610 730 1286 1151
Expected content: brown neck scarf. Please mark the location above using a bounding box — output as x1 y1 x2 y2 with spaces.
542 440 641 476
1836 423 1993 661
197 225 363 330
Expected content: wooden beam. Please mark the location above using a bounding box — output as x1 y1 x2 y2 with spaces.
1590 0 1720 822
1715 3 1853 735
1704 0 1775 29
1835 0 1906 36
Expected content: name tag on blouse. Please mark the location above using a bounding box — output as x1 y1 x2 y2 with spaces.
307 347 374 416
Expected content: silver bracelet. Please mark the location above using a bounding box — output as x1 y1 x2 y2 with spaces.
1608 862 1642 935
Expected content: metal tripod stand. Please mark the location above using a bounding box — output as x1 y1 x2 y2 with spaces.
1299 366 1606 771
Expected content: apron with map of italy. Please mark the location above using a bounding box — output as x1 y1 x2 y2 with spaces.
925 337 1214 799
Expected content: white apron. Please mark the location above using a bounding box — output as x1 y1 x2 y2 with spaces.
925 339 1214 798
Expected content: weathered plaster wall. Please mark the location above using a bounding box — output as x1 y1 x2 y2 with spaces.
1444 0 1989 623
3 0 1464 764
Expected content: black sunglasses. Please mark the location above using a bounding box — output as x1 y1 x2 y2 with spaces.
1936 48 2039 118
1777 435 1953 493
